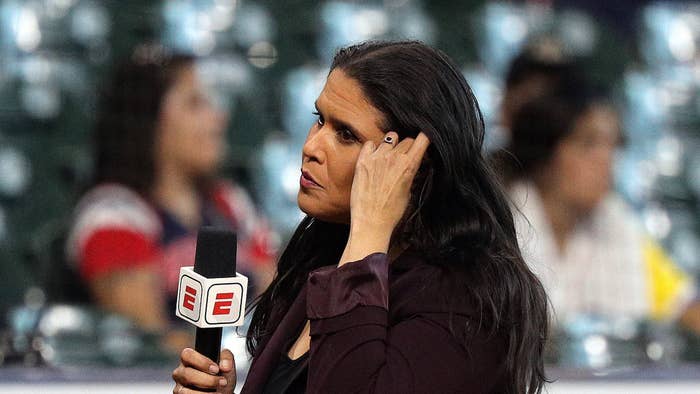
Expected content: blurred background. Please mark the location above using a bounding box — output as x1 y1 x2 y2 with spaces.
0 0 699 392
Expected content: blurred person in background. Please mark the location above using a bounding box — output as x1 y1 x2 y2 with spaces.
497 81 700 331
499 41 577 135
66 44 278 350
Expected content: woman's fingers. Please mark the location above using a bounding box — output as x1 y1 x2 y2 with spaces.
172 348 228 391
375 131 399 152
173 384 225 394
181 347 219 374
219 349 237 392
171 349 237 394
394 136 414 154
172 364 226 391
407 132 430 159
395 132 428 155
219 349 236 373
358 140 377 162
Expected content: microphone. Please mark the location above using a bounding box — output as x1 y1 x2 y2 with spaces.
176 227 248 365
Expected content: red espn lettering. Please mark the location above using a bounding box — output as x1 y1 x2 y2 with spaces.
183 285 197 311
212 292 234 315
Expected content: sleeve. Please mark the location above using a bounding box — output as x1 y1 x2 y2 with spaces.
305 254 505 394
644 237 697 320
67 185 162 281
80 228 159 280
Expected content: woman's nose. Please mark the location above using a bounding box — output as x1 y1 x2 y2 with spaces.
302 126 325 163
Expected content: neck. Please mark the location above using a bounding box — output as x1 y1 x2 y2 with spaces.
152 162 201 229
533 177 579 255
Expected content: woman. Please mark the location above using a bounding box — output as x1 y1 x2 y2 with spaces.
67 44 277 346
502 86 698 326
173 40 549 394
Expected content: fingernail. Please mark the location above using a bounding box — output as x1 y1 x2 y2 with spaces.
221 359 231 369
209 364 219 374
219 378 228 386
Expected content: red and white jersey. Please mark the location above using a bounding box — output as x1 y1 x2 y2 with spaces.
67 181 278 298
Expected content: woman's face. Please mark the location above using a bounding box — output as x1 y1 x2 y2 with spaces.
298 69 387 224
156 64 227 178
548 103 620 213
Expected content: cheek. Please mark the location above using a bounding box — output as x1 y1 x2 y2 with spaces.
160 113 222 167
554 151 609 205
563 156 587 179
327 149 360 199
160 109 191 143
155 120 179 159
302 145 361 223
551 151 584 191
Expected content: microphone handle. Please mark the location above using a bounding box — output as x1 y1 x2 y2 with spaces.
193 327 223 393
195 326 223 363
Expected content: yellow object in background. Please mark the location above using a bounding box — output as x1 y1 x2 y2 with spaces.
645 238 693 320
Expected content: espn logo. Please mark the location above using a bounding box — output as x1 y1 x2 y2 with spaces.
175 267 248 327
213 292 234 315
183 286 198 311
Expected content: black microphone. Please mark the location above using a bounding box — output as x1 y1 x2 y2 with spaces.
192 227 237 364
176 227 248 392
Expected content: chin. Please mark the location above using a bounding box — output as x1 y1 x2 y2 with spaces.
578 195 605 214
188 156 221 176
297 193 349 224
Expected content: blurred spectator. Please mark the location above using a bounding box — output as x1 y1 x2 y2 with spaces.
499 40 577 133
65 44 278 347
497 83 700 330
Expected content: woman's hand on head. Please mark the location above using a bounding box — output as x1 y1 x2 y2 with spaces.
351 131 430 231
172 348 236 394
341 131 429 263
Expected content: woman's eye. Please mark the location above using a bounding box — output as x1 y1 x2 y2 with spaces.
312 111 323 126
337 129 358 143
312 111 357 143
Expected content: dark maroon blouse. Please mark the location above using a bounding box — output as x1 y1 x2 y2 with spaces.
242 249 508 394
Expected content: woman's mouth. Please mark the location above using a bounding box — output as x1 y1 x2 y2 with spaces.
300 170 322 188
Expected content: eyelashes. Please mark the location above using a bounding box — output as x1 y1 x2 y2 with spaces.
312 110 359 144
336 129 358 143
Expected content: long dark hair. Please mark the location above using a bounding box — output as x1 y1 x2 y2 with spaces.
92 44 194 194
248 41 548 394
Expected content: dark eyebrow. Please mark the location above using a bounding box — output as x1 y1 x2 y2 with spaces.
314 100 365 139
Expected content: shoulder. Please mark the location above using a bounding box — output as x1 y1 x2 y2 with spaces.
507 180 531 207
211 180 255 207
506 180 546 236
598 193 640 223
71 183 160 232
67 183 161 259
591 193 644 239
389 251 509 378
209 180 259 225
389 251 477 318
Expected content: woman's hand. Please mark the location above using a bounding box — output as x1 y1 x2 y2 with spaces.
339 132 430 265
172 348 236 394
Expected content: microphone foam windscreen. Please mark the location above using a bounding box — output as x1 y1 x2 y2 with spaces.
193 227 237 278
